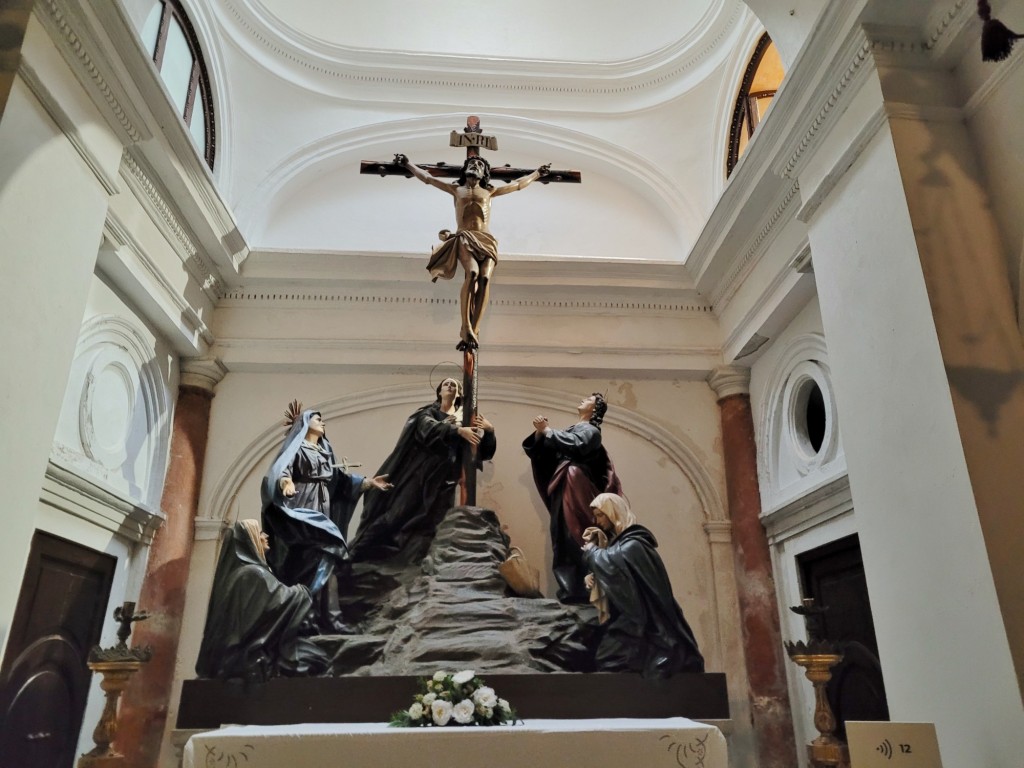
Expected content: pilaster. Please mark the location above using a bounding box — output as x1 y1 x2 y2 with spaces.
707 365 797 768
116 357 225 767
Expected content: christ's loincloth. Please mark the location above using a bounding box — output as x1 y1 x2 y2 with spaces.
426 229 498 282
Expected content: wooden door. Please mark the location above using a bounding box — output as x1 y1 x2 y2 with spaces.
0 531 116 768
797 533 889 740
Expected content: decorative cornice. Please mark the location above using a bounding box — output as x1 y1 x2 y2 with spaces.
34 0 144 143
777 36 873 180
120 150 224 287
180 357 229 393
221 0 745 102
707 365 751 399
101 214 215 347
925 1 970 49
218 289 712 316
711 181 800 309
41 459 166 545
17 59 121 195
121 154 196 260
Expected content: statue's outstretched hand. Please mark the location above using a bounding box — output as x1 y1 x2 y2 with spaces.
280 477 296 497
370 474 393 492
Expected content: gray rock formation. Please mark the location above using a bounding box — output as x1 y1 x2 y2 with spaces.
323 506 597 675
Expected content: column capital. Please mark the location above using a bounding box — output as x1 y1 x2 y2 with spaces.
703 520 733 544
707 365 751 400
179 356 227 394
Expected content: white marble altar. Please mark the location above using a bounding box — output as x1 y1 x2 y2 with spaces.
182 717 726 768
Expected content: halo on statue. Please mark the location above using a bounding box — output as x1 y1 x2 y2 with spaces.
429 361 463 392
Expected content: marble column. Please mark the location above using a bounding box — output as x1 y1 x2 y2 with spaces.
707 365 796 768
117 357 227 768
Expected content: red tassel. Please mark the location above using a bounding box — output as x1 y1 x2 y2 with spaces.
978 0 1024 62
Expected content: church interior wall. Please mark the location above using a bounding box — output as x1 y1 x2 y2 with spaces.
4 2 1024 767
954 16 1024 328
0 17 127 658
803 110 1023 766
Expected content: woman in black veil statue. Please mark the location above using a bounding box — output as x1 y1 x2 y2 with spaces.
195 519 328 681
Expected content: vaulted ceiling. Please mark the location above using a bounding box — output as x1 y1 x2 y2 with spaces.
187 0 774 265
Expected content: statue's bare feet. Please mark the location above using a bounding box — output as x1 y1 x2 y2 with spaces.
456 328 479 351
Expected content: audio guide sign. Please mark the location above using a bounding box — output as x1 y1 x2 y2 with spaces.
847 722 942 768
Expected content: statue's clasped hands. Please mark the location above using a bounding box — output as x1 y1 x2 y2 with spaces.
581 526 608 552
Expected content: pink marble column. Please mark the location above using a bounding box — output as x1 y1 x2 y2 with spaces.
707 365 797 768
117 358 226 768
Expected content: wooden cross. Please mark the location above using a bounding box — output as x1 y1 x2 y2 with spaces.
361 117 581 504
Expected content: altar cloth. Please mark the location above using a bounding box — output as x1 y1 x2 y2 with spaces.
182 717 726 768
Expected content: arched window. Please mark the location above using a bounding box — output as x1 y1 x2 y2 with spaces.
141 0 216 169
726 33 783 177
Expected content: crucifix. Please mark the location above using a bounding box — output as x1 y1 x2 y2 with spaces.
361 117 581 503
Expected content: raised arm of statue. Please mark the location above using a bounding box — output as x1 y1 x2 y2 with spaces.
396 154 455 195
492 163 550 197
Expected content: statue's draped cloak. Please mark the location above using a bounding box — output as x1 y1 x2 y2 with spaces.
195 522 328 681
427 229 499 282
522 422 622 601
350 402 496 560
583 524 705 678
261 410 364 593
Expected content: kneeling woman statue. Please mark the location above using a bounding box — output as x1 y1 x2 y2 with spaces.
195 520 329 681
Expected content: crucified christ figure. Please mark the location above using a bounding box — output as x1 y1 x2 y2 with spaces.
396 153 549 349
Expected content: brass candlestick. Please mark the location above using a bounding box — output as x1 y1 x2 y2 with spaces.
77 602 153 768
784 599 850 768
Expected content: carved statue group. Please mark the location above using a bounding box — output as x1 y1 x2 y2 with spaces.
196 119 703 683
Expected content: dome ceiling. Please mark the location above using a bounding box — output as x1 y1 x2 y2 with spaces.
253 0 722 66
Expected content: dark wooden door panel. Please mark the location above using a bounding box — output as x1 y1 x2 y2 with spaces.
0 532 116 768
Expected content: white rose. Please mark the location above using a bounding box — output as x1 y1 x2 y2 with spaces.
471 686 497 707
422 693 437 705
452 699 475 724
433 671 448 682
452 670 475 685
498 699 511 714
431 699 453 726
408 702 424 720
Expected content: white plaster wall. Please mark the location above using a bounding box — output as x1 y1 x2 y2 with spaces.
748 295 847 513
807 124 1024 767
0 22 122 657
954 10 1024 326
39 274 177 762
52 274 176 511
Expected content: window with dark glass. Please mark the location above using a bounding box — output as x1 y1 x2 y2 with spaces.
726 33 783 177
142 0 216 169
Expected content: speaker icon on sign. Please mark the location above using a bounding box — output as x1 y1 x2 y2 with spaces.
876 739 893 759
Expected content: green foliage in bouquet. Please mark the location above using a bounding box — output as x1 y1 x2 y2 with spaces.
389 669 518 727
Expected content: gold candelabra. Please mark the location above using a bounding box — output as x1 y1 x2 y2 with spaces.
76 602 152 768
784 599 850 768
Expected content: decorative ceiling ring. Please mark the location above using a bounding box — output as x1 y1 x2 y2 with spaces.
216 0 746 97
237 114 699 242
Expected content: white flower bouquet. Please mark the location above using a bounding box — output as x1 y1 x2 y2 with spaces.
389 670 518 727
